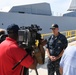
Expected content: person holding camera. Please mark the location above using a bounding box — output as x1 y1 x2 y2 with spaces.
46 24 68 75
0 24 37 75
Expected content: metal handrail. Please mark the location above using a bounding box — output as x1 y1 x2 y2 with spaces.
41 30 76 42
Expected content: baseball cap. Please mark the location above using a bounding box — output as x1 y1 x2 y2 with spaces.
50 24 59 29
7 24 19 33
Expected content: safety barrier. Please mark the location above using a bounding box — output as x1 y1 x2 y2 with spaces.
41 30 76 43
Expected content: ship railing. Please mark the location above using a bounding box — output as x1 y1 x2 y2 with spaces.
41 30 76 43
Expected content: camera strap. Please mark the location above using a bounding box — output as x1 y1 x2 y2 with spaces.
12 53 29 70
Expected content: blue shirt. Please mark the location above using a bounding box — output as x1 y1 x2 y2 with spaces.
60 46 76 75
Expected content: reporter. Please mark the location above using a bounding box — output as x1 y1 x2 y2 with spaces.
60 46 76 75
0 24 37 75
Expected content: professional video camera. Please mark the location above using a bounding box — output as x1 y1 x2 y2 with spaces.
18 24 46 64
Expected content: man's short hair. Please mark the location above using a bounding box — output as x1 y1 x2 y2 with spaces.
7 24 19 34
50 24 59 29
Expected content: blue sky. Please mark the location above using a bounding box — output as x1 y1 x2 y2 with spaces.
0 0 72 16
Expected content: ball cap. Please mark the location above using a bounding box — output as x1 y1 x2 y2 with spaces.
7 24 19 33
50 24 59 29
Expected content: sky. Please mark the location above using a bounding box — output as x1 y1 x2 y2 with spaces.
0 0 72 16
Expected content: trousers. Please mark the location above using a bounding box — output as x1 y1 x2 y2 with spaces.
23 67 29 75
47 59 61 75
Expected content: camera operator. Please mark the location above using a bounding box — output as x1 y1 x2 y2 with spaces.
0 24 37 75
46 24 68 75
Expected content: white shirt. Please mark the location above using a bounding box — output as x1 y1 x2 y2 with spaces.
60 46 76 75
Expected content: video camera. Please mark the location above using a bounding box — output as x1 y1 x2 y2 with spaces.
18 24 45 64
